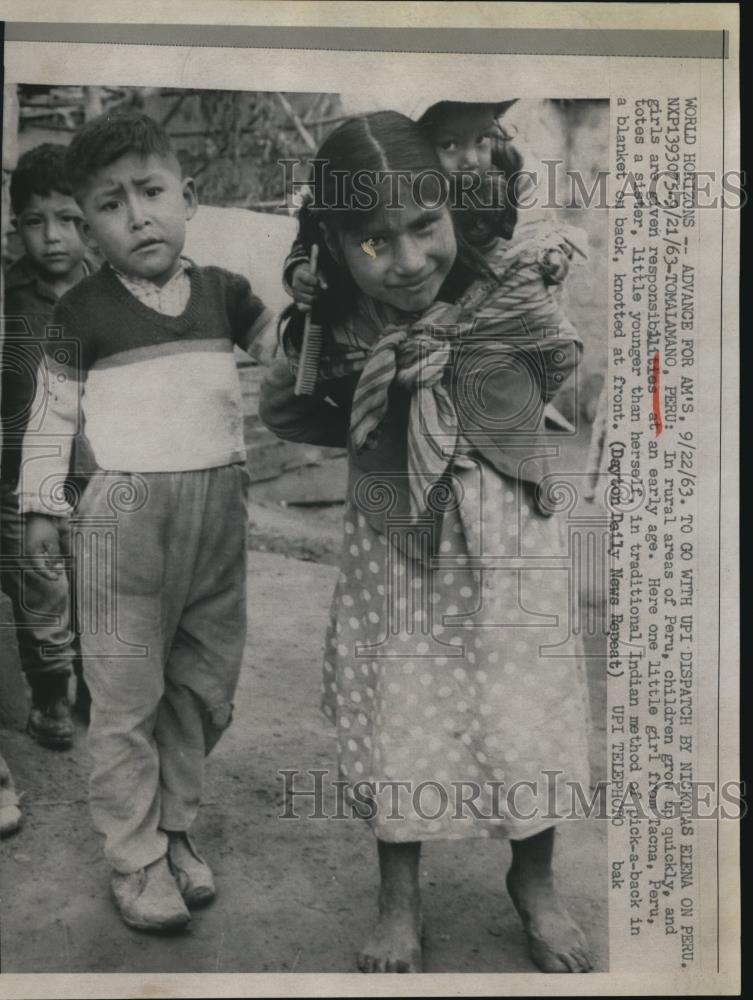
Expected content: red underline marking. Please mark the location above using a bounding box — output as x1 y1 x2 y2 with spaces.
652 351 663 436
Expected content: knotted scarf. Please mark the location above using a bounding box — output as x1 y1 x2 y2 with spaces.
350 302 460 519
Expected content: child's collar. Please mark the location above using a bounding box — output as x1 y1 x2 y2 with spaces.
109 255 192 291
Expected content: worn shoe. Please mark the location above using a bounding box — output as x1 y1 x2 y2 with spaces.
167 832 216 907
27 697 74 749
111 855 191 932
0 781 22 838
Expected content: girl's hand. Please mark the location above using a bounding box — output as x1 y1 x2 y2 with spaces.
291 262 328 312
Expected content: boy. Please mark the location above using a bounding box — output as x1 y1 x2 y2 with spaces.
2 144 93 749
20 113 274 932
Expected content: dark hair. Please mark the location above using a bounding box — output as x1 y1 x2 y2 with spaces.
417 101 524 242
489 134 524 240
295 110 491 325
64 111 176 198
10 144 73 215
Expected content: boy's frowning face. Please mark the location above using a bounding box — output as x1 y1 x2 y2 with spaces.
15 191 87 282
79 152 197 285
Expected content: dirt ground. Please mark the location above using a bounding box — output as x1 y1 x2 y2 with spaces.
0 491 609 976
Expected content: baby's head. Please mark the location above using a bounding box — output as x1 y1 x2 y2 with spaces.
10 144 87 283
65 112 197 285
416 101 512 175
417 100 523 244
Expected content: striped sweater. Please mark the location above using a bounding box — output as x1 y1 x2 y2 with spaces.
19 262 273 515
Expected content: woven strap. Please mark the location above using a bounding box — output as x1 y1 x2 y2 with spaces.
351 314 459 519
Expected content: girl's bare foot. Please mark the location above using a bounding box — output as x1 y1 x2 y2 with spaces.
357 894 423 972
358 839 424 973
507 828 593 973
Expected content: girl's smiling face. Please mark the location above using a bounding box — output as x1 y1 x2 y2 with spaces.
430 105 496 175
330 187 457 314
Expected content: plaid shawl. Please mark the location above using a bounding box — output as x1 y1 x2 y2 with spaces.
348 222 588 519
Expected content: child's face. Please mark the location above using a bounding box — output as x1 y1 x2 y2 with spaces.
79 152 197 285
331 188 457 314
14 191 87 281
431 105 496 176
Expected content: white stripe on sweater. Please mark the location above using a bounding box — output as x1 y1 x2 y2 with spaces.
84 350 246 473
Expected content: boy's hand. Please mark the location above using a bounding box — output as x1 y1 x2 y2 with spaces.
291 262 327 312
25 514 64 580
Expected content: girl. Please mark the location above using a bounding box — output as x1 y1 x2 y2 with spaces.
284 98 524 309
286 95 576 426
260 111 593 974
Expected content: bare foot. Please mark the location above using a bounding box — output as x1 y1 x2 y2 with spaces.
357 893 424 973
507 866 593 972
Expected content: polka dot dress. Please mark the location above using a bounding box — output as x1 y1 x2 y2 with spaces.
321 456 591 842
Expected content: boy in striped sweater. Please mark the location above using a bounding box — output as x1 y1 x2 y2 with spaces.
19 112 273 932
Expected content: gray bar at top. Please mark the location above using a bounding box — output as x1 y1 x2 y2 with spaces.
3 23 729 59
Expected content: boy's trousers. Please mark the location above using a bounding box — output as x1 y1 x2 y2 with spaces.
0 485 77 694
75 463 249 873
